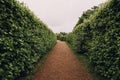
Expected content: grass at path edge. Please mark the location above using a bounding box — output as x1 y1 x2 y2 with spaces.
66 42 105 80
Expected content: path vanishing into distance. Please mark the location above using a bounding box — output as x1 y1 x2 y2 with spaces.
33 40 92 80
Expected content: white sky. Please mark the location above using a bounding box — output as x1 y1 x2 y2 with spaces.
18 0 107 33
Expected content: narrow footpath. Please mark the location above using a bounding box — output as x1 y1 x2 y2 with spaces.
33 40 92 80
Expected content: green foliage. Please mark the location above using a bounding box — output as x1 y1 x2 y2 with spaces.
66 32 76 46
74 6 99 28
73 21 92 54
0 0 56 80
56 32 67 41
70 6 98 54
89 0 120 79
67 0 120 80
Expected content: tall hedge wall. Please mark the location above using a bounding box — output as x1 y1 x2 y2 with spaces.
66 0 120 80
0 0 56 80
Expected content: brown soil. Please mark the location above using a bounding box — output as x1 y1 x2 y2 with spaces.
33 40 92 80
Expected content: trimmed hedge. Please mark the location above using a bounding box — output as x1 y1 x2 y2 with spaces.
0 0 56 80
56 32 67 41
89 0 120 79
66 0 120 80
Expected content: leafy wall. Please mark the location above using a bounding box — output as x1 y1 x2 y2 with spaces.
66 0 120 79
0 0 56 80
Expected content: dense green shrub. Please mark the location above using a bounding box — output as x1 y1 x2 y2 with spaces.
56 32 67 41
75 6 99 27
67 0 120 80
66 32 76 46
0 0 56 80
73 21 92 54
89 0 120 79
68 6 98 54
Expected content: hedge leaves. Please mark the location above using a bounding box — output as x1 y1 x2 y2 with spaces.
66 0 120 80
0 0 56 80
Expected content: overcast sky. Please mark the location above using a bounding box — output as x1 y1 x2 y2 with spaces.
18 0 107 33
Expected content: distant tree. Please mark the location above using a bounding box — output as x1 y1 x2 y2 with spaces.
56 32 67 41
74 6 99 28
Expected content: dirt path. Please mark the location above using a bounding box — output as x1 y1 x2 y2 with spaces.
33 40 92 80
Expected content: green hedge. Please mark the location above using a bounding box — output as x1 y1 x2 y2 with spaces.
56 32 67 41
66 6 98 54
73 21 92 54
0 0 56 80
89 0 120 79
66 0 120 80
66 32 76 46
